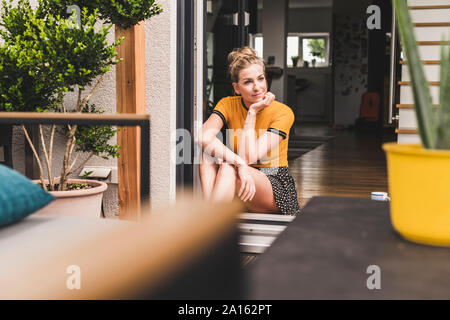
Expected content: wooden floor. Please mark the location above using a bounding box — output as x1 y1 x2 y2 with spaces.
288 129 396 209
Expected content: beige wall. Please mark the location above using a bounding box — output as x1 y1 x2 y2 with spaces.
146 0 178 209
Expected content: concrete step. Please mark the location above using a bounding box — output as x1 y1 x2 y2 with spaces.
238 213 295 254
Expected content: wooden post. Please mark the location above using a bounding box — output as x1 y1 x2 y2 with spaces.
115 23 146 220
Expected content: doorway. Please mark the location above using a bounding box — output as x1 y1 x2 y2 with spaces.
203 0 398 161
205 0 257 118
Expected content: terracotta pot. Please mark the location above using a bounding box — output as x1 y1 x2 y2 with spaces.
33 179 108 218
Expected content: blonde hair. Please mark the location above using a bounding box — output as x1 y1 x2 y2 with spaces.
227 46 265 83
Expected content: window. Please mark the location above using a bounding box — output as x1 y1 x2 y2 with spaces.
287 36 299 64
249 33 263 58
286 33 330 67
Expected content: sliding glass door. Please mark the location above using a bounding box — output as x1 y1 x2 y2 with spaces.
204 0 258 117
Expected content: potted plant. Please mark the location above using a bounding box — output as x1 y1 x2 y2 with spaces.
311 52 322 67
0 0 161 216
291 55 301 67
382 0 450 246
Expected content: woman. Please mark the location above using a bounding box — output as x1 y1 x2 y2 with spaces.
196 47 300 215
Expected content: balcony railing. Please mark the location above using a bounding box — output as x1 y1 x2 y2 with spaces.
0 112 150 212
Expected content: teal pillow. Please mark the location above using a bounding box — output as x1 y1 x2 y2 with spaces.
0 164 55 226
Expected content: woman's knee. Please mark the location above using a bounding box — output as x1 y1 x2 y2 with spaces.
217 163 237 177
201 152 225 167
215 164 238 187
201 152 215 166
210 163 238 202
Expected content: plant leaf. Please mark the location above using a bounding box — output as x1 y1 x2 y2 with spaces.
436 37 450 149
393 0 436 149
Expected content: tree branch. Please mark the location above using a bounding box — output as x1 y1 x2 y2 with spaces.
78 74 105 112
59 124 78 191
70 151 95 176
48 125 55 172
39 125 54 191
69 151 81 172
21 125 46 191
76 86 82 111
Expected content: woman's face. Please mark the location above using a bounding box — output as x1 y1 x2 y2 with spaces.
232 63 267 105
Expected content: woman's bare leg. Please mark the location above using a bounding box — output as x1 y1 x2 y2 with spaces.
211 163 237 202
199 152 219 200
211 163 280 213
235 166 280 213
200 151 281 213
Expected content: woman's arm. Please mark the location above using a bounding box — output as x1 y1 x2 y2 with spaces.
196 113 256 202
247 132 284 165
195 113 247 167
238 92 283 165
237 108 258 164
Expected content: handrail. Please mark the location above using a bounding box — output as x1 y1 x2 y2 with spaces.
0 112 149 121
388 6 397 125
0 112 151 211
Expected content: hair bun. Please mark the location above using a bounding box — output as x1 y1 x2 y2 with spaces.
227 46 265 83
228 46 258 65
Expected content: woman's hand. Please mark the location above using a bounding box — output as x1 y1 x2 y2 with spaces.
237 164 256 202
249 92 275 113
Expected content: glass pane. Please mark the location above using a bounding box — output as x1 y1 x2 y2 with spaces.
287 36 299 66
254 36 263 58
205 0 239 117
302 38 326 66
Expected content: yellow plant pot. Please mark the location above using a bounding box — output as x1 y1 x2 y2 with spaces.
382 143 450 246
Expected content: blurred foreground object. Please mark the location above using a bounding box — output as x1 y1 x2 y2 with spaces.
0 196 243 299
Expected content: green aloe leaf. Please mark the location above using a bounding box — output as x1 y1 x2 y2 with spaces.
436 38 450 149
393 0 436 149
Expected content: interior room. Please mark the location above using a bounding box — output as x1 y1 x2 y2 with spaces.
1 0 449 300
206 0 398 211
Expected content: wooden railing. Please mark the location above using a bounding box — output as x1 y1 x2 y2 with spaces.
0 112 150 220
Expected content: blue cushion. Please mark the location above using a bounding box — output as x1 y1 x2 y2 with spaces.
0 164 55 226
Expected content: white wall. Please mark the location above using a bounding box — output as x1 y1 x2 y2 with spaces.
262 0 288 102
288 7 332 33
333 0 371 127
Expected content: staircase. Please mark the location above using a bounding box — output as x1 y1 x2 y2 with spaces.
396 0 450 143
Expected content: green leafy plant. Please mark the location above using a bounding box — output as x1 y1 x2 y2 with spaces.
307 39 325 59
0 0 161 191
394 0 450 149
81 170 94 180
291 55 301 66
41 0 162 29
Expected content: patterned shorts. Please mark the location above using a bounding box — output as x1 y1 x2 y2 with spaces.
255 166 301 216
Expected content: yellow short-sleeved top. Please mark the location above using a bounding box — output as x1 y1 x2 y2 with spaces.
212 96 294 168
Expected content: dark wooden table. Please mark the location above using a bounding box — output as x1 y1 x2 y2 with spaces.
246 196 450 299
